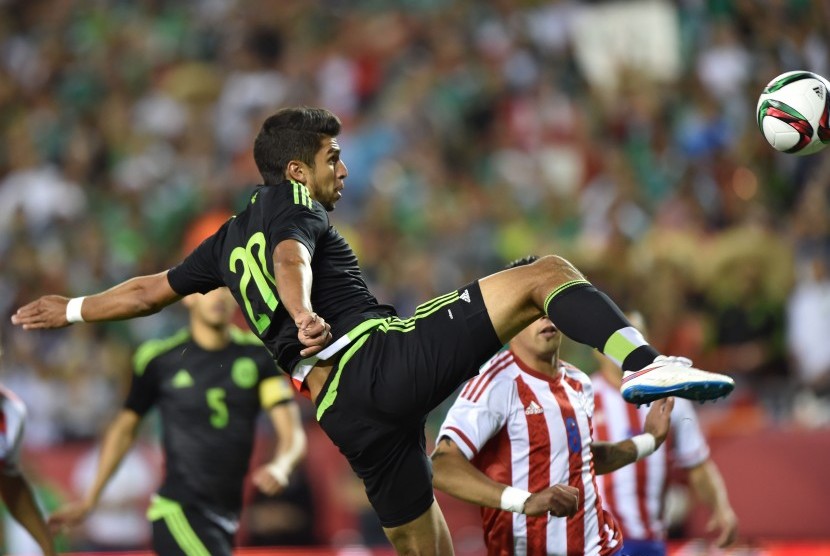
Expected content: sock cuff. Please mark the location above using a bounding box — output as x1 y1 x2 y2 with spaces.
543 279 592 315
602 326 648 367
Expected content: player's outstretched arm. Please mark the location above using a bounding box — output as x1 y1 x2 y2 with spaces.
688 459 738 547
12 271 182 330
252 399 307 495
48 410 141 533
0 473 56 556
592 397 674 475
273 239 331 357
431 437 579 517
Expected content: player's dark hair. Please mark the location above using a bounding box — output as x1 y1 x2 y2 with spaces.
504 255 540 270
254 107 342 185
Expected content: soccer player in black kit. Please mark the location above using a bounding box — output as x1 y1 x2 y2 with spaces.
14 106 733 555
47 288 305 555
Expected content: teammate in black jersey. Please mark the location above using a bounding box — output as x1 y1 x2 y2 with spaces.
47 288 305 555
14 106 733 555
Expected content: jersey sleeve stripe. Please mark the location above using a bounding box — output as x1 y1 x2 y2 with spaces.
563 374 584 393
469 356 513 403
443 426 478 458
461 351 511 398
133 329 190 376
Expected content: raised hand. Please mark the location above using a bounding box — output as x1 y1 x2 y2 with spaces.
11 296 71 330
643 397 674 448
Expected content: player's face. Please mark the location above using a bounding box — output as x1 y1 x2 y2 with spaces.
306 136 348 211
187 288 236 328
512 316 561 360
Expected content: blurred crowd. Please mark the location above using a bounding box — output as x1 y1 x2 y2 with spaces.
0 0 829 550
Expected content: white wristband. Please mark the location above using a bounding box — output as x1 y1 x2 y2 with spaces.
266 460 291 487
500 486 532 514
632 433 656 460
66 297 86 324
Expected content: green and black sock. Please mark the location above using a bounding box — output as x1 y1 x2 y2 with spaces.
544 280 659 372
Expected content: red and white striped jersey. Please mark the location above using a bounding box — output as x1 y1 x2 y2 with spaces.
439 350 622 556
591 374 710 542
0 384 26 476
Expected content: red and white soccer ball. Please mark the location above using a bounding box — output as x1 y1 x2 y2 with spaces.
757 70 830 156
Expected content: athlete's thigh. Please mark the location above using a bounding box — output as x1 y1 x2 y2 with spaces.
479 254 584 343
319 403 435 529
383 500 454 556
367 281 502 416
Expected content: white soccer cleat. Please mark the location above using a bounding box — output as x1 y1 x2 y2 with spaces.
620 355 735 405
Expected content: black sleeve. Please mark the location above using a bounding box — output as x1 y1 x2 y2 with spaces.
266 203 328 258
124 357 158 417
167 225 226 295
255 348 280 379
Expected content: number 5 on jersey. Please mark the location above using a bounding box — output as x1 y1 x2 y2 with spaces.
206 387 229 429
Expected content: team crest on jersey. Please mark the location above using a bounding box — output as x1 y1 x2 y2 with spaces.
232 357 258 389
524 400 544 415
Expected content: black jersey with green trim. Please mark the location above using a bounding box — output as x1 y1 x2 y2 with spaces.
125 326 281 519
167 180 395 373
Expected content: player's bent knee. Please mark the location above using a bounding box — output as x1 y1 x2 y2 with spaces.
525 255 585 296
532 254 583 280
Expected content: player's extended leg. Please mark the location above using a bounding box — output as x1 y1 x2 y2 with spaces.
383 500 454 556
478 255 734 403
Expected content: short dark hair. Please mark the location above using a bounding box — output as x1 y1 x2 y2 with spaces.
504 255 539 270
253 107 342 185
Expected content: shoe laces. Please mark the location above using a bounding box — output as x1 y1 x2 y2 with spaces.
654 355 692 367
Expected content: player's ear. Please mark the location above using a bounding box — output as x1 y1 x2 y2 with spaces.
286 160 307 184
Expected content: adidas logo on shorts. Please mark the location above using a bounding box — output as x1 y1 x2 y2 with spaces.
460 289 471 303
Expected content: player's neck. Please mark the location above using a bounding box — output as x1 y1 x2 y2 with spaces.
511 344 560 377
189 319 231 351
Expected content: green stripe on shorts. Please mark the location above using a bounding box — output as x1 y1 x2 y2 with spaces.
316 331 372 421
146 495 210 556
315 291 461 420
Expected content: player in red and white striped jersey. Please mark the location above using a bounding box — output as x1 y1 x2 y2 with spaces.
591 315 737 556
0 383 56 555
432 257 674 556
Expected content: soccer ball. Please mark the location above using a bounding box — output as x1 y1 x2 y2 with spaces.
756 70 830 155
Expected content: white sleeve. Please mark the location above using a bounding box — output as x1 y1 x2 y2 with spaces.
438 378 512 460
670 398 710 468
0 396 27 476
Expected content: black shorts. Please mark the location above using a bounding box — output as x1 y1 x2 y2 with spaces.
148 496 234 556
316 281 501 528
